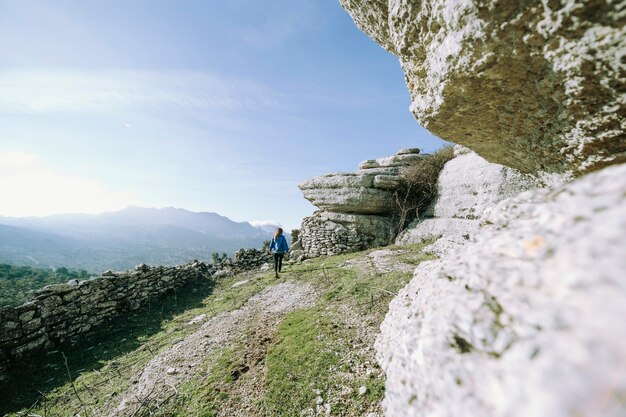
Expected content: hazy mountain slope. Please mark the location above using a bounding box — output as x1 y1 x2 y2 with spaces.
0 207 283 271
0 224 97 269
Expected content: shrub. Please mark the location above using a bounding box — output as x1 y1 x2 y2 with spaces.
392 146 454 238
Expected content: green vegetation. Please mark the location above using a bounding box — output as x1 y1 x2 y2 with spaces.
3 242 434 417
210 252 229 264
0 264 91 307
393 146 455 235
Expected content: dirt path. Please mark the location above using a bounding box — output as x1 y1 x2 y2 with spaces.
107 281 318 416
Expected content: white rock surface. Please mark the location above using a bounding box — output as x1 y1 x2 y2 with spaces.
339 0 626 174
376 163 626 417
396 147 541 254
300 148 423 214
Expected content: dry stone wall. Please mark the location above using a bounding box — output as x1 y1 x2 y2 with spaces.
0 261 210 375
298 211 391 258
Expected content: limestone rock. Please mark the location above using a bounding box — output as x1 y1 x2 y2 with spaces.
300 173 396 214
359 159 380 170
377 163 626 417
396 148 541 253
372 174 403 190
298 147 432 257
300 148 426 215
339 0 626 174
396 148 420 155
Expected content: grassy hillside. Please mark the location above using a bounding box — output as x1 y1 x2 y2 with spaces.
2 243 433 416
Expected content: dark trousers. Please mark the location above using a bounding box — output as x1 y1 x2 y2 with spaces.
273 253 284 273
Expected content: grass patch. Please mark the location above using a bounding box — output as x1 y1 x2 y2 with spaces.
1 270 276 416
4 241 433 416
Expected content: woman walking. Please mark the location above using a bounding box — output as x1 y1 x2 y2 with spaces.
269 227 289 278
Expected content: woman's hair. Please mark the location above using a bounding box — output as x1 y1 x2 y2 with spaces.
274 227 283 241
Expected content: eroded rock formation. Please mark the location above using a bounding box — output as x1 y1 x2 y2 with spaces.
340 0 626 174
396 145 541 253
339 1 626 416
296 148 422 257
377 164 626 417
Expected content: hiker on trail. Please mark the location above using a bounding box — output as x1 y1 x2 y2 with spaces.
269 227 289 278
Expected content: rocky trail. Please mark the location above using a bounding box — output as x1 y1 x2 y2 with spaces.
3 245 423 417
106 281 319 416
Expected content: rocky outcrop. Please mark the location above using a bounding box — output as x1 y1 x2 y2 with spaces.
340 0 625 174
396 146 541 254
299 148 422 215
0 261 211 373
376 163 626 417
296 148 423 258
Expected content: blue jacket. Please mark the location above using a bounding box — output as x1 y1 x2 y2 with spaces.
270 235 289 253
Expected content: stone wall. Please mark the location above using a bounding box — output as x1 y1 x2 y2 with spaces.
298 211 391 258
214 248 273 276
0 261 211 375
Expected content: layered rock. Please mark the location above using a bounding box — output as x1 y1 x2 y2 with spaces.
340 0 626 174
299 148 423 215
376 163 626 417
396 146 541 254
296 148 423 258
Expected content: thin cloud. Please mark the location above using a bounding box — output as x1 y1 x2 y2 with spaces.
249 220 283 228
0 69 282 114
0 151 142 216
240 1 317 49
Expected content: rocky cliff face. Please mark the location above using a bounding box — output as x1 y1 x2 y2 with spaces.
296 148 423 257
396 146 541 253
377 163 626 417
340 0 625 174
338 1 626 416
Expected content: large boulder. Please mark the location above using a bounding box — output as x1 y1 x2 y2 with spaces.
376 163 626 417
299 173 396 214
396 146 541 254
299 148 423 215
340 0 625 174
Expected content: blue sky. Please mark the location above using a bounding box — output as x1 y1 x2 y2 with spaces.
0 0 447 230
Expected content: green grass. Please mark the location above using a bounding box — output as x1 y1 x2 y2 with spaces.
3 242 433 417
1 271 275 416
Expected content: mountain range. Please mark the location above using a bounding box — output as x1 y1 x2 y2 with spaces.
0 207 287 272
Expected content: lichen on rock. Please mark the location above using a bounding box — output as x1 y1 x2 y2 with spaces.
377 163 626 417
339 0 626 174
296 148 424 258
